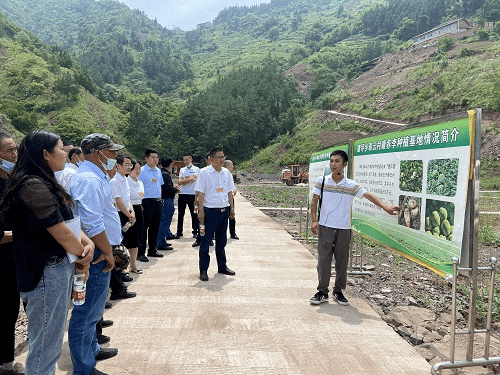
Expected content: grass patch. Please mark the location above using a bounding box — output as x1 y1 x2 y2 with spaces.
241 186 308 207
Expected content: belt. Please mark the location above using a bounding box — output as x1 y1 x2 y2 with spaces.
46 254 66 266
205 207 229 212
143 198 162 201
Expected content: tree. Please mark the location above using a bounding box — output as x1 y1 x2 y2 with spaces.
54 73 80 99
392 18 418 41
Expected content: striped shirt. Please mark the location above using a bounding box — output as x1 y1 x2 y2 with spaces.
312 174 366 229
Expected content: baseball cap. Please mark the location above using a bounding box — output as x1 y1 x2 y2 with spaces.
80 133 124 154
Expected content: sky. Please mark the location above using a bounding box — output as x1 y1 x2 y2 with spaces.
121 0 271 31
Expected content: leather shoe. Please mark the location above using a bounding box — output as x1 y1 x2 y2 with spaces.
157 245 173 250
166 234 179 239
95 347 118 361
0 362 25 374
200 270 209 281
192 240 200 247
218 267 235 276
137 255 149 262
101 319 113 328
230 234 239 240
175 233 183 237
121 274 133 282
90 368 107 375
147 251 164 257
110 290 137 300
97 334 110 344
105 301 112 309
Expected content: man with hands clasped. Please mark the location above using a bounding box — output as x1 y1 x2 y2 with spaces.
195 148 236 282
310 150 400 306
68 133 124 375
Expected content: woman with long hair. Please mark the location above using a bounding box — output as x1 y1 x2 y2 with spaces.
0 130 94 375
126 158 145 270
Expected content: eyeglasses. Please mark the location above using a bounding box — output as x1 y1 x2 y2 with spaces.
1 147 17 154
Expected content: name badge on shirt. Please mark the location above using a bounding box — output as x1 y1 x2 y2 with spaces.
216 187 224 193
152 178 157 183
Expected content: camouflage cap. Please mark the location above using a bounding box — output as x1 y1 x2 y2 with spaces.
80 133 124 155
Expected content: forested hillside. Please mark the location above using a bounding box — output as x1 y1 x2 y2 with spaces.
0 0 191 94
0 12 127 143
0 0 500 168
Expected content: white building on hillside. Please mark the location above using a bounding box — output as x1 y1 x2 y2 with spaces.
411 18 475 45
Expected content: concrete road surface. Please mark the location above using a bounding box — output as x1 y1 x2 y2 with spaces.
18 195 430 374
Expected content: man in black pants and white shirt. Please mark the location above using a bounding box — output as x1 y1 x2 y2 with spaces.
176 153 200 238
138 148 164 259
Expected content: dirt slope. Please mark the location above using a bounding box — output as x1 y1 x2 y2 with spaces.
286 41 500 160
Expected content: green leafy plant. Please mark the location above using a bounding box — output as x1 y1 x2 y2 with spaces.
438 36 455 53
427 158 459 196
399 160 423 193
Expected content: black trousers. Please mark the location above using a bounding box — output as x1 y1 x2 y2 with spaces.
229 217 236 236
0 248 19 364
177 194 198 236
96 317 103 336
133 204 145 257
141 199 162 254
109 269 126 294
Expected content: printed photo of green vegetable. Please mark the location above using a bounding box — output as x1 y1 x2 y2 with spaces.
399 160 423 193
398 195 421 230
427 158 459 197
425 199 455 241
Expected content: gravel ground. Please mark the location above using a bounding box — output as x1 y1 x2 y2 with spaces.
239 181 500 374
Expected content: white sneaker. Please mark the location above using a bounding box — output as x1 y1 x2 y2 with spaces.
310 292 328 305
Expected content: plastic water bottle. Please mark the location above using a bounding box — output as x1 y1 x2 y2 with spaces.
122 222 132 232
199 223 205 236
72 273 86 305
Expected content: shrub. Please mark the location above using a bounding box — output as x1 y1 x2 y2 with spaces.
438 36 455 52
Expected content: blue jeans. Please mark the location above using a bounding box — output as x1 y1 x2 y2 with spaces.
157 198 175 247
68 249 111 375
19 256 74 375
199 207 229 272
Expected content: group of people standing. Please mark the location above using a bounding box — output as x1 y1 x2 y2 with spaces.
0 129 240 375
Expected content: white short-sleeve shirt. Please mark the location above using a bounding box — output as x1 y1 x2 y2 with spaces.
179 165 200 195
127 176 145 205
195 166 235 208
110 173 131 211
312 174 366 229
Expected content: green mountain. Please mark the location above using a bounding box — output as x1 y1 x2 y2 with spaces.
0 12 127 144
0 0 192 95
0 0 499 168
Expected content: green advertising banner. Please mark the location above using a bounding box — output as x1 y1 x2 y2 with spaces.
308 144 349 206
351 115 472 276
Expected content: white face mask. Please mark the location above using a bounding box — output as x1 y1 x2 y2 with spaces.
99 151 117 171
